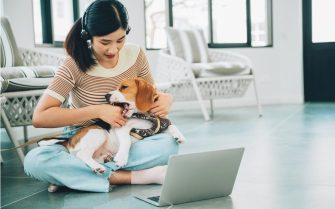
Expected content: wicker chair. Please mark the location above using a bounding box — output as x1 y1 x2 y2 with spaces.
155 28 262 121
0 16 66 163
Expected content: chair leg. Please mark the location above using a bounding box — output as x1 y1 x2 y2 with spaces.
24 126 28 142
191 80 210 121
1 111 25 164
210 99 214 118
252 77 263 117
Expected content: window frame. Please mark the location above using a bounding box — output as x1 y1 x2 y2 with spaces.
35 0 273 48
36 0 80 47
144 0 273 50
208 0 252 48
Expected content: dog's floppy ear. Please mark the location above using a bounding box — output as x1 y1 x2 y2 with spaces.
135 78 157 112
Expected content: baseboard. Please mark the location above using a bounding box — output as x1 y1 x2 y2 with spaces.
171 96 303 111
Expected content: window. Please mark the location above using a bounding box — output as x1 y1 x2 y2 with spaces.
211 0 247 44
250 0 272 46
144 0 273 49
51 0 75 45
33 0 43 44
33 0 94 46
312 0 335 43
144 0 168 49
171 0 208 35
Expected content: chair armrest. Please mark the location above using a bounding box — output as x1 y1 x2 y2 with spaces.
155 82 172 92
208 49 253 70
155 51 195 83
19 47 66 66
0 66 56 93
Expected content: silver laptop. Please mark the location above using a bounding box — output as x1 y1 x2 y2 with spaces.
133 147 244 207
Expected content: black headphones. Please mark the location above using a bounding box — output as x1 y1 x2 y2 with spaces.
80 0 131 40
81 1 95 41
125 25 131 35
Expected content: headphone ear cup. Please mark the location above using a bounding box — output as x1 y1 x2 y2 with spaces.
126 26 131 35
86 40 92 49
81 29 88 40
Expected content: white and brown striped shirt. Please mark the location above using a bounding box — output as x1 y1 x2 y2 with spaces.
45 43 153 126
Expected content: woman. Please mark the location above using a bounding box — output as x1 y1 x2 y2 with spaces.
24 0 178 193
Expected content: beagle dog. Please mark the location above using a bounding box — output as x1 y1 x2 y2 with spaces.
60 78 185 174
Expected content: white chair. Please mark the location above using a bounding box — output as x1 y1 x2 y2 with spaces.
155 27 262 121
0 16 66 163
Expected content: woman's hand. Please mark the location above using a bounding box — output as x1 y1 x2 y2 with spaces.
149 92 173 117
98 104 127 128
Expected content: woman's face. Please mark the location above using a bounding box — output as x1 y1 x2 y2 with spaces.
92 28 126 67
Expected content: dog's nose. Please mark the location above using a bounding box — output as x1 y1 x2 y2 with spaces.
105 94 111 102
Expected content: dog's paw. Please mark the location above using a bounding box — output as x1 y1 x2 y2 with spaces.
175 135 185 144
172 132 185 144
113 152 128 167
168 125 185 144
92 164 106 174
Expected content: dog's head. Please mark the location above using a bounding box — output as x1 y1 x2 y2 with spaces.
105 78 158 112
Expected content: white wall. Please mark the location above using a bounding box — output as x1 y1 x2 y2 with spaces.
237 0 304 105
0 0 4 17
2 0 35 48
3 0 304 106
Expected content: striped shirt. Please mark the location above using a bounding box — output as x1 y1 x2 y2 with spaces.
45 43 153 126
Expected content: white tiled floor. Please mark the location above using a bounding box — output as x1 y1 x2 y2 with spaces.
1 103 335 209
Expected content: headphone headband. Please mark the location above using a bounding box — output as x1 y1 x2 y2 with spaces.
80 0 131 39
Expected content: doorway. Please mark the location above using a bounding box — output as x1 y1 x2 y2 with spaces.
303 0 335 101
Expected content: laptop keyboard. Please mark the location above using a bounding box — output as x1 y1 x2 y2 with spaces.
148 196 160 202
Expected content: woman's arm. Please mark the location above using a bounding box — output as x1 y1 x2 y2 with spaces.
149 92 173 117
32 94 127 128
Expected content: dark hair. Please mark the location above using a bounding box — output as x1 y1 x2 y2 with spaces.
64 0 131 72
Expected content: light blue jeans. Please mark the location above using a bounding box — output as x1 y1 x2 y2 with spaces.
24 131 179 192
